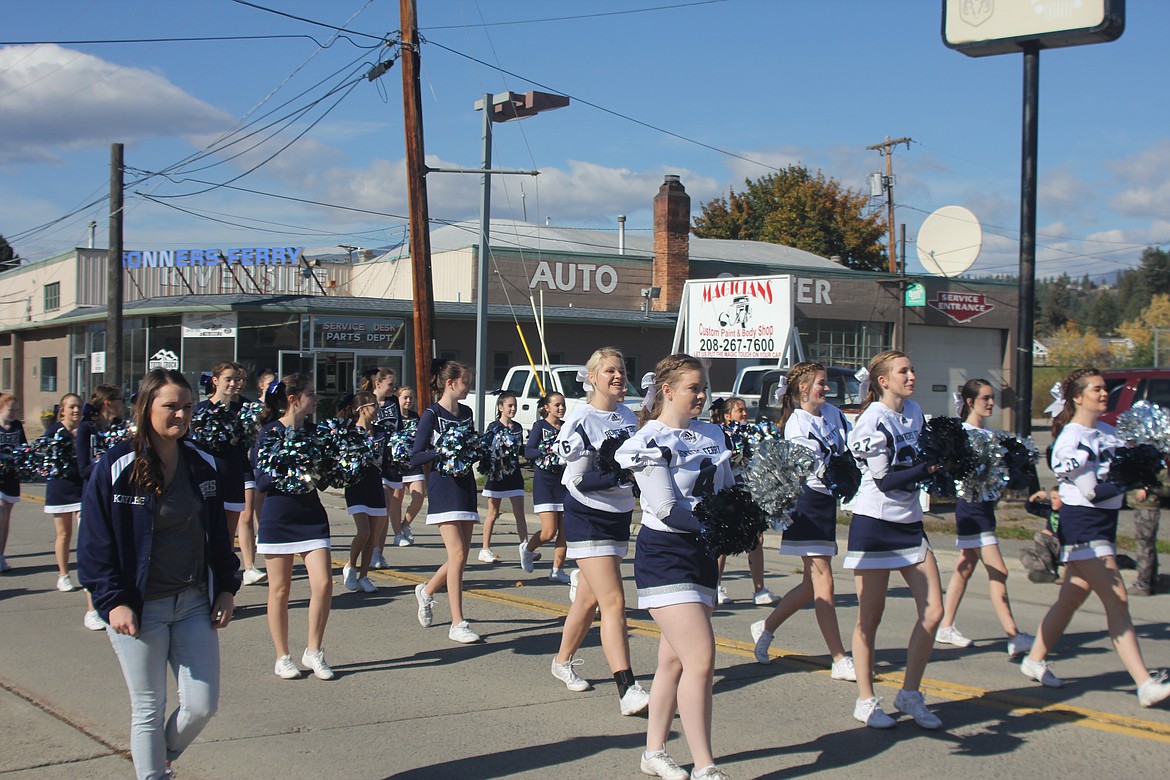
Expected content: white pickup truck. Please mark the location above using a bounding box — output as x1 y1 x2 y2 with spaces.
466 364 644 430
708 365 777 418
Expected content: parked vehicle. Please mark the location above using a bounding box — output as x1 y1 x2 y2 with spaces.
466 364 643 430
709 365 777 418
755 366 863 425
1098 368 1170 426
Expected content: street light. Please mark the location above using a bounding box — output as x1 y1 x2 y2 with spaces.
471 91 568 426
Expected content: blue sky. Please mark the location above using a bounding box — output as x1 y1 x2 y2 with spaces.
1 0 1166 280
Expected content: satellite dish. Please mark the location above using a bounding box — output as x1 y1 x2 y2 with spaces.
916 205 982 277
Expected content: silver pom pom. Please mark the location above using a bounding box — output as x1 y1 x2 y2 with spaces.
741 439 816 530
958 431 1008 503
1116 401 1170 457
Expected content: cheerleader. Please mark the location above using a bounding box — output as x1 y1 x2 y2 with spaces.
0 393 26 573
410 359 482 644
340 392 385 594
1020 368 1170 707
479 392 528 563
846 350 945 730
363 368 406 563
255 368 276 398
44 393 84 593
749 362 856 681
521 393 570 583
391 385 425 534
936 378 1034 658
250 367 277 539
76 384 125 631
252 374 335 680
712 395 775 606
230 361 264 587
548 347 649 716
617 354 732 780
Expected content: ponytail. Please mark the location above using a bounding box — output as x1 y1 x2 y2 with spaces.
779 362 824 430
1051 367 1101 438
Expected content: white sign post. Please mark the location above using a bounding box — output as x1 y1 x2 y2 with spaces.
182 312 237 338
673 275 802 365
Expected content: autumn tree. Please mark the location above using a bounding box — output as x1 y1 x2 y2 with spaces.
692 166 887 271
1119 293 1170 366
1044 323 1117 368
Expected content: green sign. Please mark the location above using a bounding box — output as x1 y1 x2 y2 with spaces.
905 282 926 308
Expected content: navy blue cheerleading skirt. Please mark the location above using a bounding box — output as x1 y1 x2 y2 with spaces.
345 471 387 516
844 514 930 570
0 474 20 503
954 499 998 549
635 526 718 608
483 465 524 498
564 493 630 559
1057 504 1118 562
44 476 83 514
780 487 838 557
256 492 330 554
532 467 566 513
424 469 479 524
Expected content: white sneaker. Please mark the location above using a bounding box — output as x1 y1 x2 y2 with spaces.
415 583 434 627
894 688 941 729
242 566 268 586
548 568 571 584
342 564 358 591
393 534 408 548
716 586 730 605
0 554 11 572
448 620 481 643
551 656 591 692
56 574 77 592
1020 656 1064 688
357 576 378 593
749 620 773 665
519 542 535 573
371 549 390 568
569 568 580 603
752 587 778 606
478 548 499 563
401 525 415 544
620 682 650 716
1138 671 1170 707
83 610 106 631
831 655 857 681
301 649 335 680
640 750 688 780
691 768 730 780
1007 632 1035 659
935 625 973 648
853 696 896 729
274 655 301 679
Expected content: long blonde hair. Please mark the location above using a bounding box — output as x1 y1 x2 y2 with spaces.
859 350 909 414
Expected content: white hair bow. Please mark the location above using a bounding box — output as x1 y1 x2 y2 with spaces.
575 367 594 393
639 371 657 411
952 392 964 417
1043 381 1065 416
855 366 871 399
772 375 789 404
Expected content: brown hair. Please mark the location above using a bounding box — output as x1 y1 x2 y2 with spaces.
495 391 518 420
718 396 746 425
537 392 565 420
859 350 910 414
779 362 825 429
57 393 82 421
958 378 993 420
129 369 191 495
584 347 624 403
638 353 705 427
0 393 15 412
1052 367 1102 438
340 391 377 422
359 368 396 395
87 384 122 429
261 373 314 425
431 360 470 403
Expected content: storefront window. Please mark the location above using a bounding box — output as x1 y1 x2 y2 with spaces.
237 312 301 393
797 317 891 370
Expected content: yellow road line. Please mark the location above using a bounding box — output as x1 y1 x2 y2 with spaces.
358 560 1170 745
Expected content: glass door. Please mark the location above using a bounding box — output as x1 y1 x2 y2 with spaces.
314 351 354 419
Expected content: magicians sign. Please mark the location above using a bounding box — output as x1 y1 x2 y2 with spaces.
943 0 1124 58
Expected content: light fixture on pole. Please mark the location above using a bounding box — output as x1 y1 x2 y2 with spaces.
641 286 661 318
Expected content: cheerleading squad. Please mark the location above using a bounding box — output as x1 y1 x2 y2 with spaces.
1 350 1168 779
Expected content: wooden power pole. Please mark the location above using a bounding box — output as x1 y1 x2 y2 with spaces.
107 143 124 390
866 136 911 274
399 0 436 403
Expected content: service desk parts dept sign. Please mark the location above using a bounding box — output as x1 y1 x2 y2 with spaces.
686 277 792 360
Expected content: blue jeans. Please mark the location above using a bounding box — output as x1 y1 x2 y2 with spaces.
107 585 221 780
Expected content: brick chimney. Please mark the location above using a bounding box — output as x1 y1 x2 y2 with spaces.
653 174 690 312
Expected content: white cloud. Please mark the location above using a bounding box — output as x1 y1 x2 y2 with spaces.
0 45 232 164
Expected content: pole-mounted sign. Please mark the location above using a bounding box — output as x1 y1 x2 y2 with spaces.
943 0 1124 57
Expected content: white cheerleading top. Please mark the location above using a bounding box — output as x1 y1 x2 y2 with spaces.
616 419 735 534
848 399 926 524
556 403 639 513
1052 422 1124 509
784 404 851 496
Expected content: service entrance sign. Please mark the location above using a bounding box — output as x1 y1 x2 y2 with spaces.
943 0 1124 57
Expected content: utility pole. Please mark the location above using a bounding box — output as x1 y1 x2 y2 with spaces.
866 136 911 274
399 0 436 404
107 143 124 391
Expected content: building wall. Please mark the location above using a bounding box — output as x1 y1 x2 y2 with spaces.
13 326 71 434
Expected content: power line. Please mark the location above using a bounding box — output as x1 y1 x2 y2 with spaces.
0 34 382 48
229 0 390 43
423 0 730 30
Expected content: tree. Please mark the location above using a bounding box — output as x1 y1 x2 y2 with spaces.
1119 293 1170 366
692 166 887 271
1036 274 1071 336
0 235 18 271
1044 323 1116 368
1082 291 1120 336
1139 247 1170 296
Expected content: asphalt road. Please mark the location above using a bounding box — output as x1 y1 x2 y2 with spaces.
2 483 1168 779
